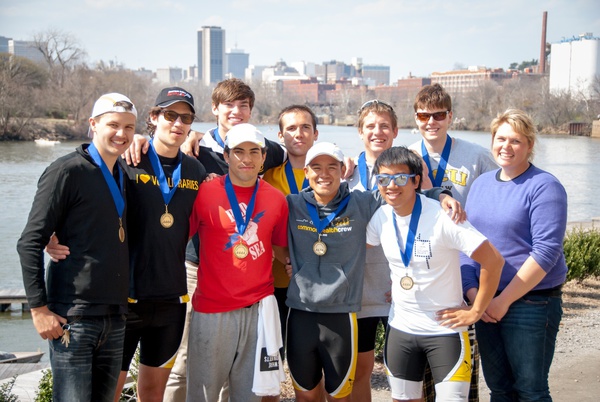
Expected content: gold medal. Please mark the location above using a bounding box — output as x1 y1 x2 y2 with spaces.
118 219 125 243
400 275 414 290
313 240 327 256
160 212 174 228
233 243 249 259
160 205 174 228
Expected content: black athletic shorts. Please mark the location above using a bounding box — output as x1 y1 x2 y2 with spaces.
121 300 186 370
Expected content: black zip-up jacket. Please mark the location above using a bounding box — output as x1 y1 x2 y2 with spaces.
17 144 129 316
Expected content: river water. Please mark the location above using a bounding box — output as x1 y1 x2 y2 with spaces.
1 123 599 357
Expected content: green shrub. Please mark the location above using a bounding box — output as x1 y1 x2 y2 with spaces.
564 227 600 282
374 321 386 360
34 369 52 402
0 376 19 402
119 346 140 401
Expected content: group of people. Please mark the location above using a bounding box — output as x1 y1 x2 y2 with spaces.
17 79 568 402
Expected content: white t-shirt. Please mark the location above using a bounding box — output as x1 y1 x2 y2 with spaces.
366 194 486 335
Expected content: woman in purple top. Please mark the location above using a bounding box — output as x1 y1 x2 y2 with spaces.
461 109 568 401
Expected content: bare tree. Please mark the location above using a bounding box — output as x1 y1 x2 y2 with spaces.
32 29 87 88
0 54 48 139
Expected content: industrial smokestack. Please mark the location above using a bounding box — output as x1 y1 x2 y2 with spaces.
540 11 547 74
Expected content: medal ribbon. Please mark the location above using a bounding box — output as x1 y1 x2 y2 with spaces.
87 143 124 218
147 140 182 205
212 127 225 148
357 152 372 191
392 195 422 267
225 175 260 236
306 196 351 235
284 160 308 194
421 136 452 187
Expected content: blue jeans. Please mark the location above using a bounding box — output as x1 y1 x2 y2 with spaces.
49 314 126 402
475 294 562 402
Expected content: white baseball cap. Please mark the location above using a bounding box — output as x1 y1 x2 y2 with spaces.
225 123 265 149
90 93 137 119
305 142 344 166
88 93 137 138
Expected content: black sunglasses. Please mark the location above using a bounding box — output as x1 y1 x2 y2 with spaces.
415 111 449 123
161 110 195 124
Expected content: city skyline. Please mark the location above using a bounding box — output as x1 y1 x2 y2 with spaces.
1 0 598 81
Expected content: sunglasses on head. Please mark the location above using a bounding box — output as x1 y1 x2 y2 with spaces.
375 173 416 187
415 111 449 123
112 100 134 112
359 99 393 114
161 110 195 124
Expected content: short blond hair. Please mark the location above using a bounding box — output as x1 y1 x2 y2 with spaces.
490 108 536 162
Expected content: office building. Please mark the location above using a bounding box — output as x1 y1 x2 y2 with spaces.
0 36 10 54
7 39 45 64
316 60 357 83
156 67 183 84
431 66 514 94
362 65 391 86
226 47 249 79
197 26 225 85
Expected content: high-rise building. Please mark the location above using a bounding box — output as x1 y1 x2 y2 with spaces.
197 26 225 85
0 36 10 54
549 33 600 98
7 39 45 64
226 47 249 79
362 65 391 86
156 67 183 84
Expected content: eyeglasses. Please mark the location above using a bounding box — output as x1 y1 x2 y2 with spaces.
375 173 416 187
359 99 393 114
112 101 134 112
161 110 195 124
415 111 449 123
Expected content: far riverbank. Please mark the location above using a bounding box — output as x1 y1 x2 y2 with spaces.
2 117 597 142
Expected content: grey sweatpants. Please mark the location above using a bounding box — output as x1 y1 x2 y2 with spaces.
187 304 260 402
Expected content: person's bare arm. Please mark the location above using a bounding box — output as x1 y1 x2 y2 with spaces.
439 193 466 224
181 131 204 157
342 156 356 179
273 245 289 266
122 134 150 166
436 240 503 328
485 256 547 321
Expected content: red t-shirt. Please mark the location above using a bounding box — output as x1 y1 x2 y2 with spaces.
189 176 289 313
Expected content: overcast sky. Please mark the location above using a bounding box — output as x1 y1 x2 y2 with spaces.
1 0 598 80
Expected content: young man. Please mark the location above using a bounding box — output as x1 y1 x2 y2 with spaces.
187 123 289 402
164 78 286 401
286 142 382 402
182 77 285 173
409 83 497 401
261 105 320 402
366 146 504 402
17 93 137 401
409 83 497 205
346 100 403 402
111 87 206 401
347 99 454 402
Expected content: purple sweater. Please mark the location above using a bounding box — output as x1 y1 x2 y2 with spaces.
461 165 568 293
